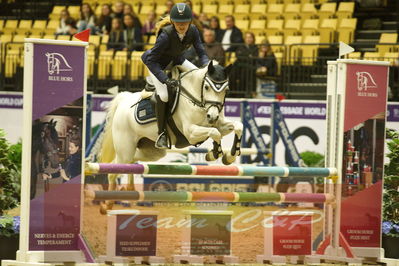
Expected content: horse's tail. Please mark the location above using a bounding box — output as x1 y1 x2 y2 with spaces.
100 93 125 163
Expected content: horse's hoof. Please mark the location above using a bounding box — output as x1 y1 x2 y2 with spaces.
222 153 235 165
205 153 215 161
99 202 113 215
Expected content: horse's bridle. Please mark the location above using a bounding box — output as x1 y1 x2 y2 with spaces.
178 69 228 113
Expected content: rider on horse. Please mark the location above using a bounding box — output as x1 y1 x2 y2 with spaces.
141 3 209 149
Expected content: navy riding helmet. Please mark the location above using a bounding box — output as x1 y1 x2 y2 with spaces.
170 3 192 22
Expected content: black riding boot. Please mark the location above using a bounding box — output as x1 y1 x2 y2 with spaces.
155 95 169 149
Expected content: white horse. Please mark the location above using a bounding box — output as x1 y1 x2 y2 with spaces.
100 61 243 213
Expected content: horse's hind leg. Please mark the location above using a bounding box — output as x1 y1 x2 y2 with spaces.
100 137 138 214
100 173 118 215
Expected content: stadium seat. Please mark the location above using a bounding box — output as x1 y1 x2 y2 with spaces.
155 4 167 15
284 19 301 36
8 35 25 51
95 5 102 16
377 33 398 55
57 35 71 41
219 4 234 15
319 18 337 44
383 52 399 65
2 20 18 35
131 51 146 79
234 4 250 14
0 20 4 30
236 20 249 31
346 52 361 60
43 35 56 40
101 35 109 44
338 18 357 44
47 20 59 30
274 51 283 75
202 4 218 15
285 35 302 64
87 50 96 77
68 6 80 19
98 50 113 79
52 5 66 14
301 19 319 36
192 2 201 14
265 19 284 36
336 2 355 20
300 4 317 21
5 49 21 78
266 4 284 20
33 20 47 29
267 35 284 52
88 35 100 51
112 51 128 80
363 52 381 61
284 4 301 20
250 4 267 14
140 4 156 15
0 34 13 57
318 2 337 20
15 20 32 35
302 35 320 65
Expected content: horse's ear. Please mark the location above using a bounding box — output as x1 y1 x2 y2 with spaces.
224 64 233 76
208 60 215 74
49 118 53 124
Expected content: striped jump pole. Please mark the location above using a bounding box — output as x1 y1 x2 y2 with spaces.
86 190 335 204
85 162 337 177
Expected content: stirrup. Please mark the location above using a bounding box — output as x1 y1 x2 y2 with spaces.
155 131 171 149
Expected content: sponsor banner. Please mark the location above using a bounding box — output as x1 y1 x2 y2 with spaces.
2 92 399 121
340 63 389 248
190 214 231 255
26 42 85 251
115 214 157 256
273 215 312 255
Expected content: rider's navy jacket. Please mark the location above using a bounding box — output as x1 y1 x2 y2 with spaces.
142 24 209 83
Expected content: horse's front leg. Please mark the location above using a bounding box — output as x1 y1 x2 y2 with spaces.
216 118 244 165
185 125 223 161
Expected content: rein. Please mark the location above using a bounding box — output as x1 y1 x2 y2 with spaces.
178 69 227 113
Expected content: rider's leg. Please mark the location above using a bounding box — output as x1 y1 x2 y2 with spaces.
182 59 199 70
149 71 169 149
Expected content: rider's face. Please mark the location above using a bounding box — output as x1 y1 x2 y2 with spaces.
173 21 190 35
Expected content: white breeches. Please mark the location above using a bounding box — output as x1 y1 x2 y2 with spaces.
149 59 198 102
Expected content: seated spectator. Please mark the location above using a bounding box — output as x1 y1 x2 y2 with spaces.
185 0 198 19
230 32 258 95
123 3 142 29
198 12 210 28
220 15 244 52
203 29 225 66
113 1 124 20
142 11 156 37
107 18 125 51
163 0 175 16
97 4 113 34
55 9 76 35
123 13 143 51
77 3 97 33
209 16 223 43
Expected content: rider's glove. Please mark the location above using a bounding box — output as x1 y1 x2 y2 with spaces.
165 78 179 90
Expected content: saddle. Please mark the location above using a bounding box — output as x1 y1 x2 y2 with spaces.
134 66 191 148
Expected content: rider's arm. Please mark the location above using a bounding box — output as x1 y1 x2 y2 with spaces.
192 26 209 66
145 32 170 83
